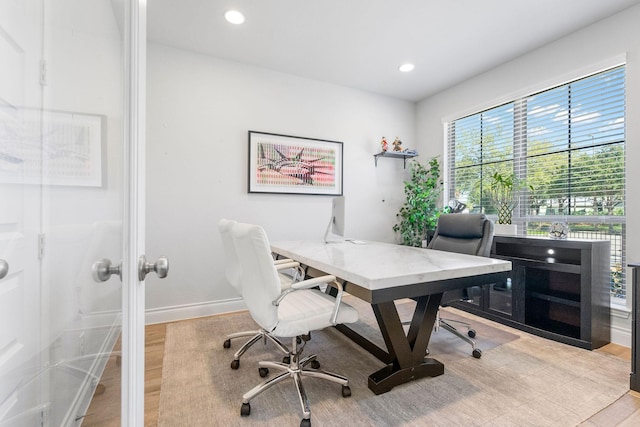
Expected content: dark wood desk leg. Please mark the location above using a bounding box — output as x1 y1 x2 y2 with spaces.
372 301 407 367
407 293 441 364
367 294 445 395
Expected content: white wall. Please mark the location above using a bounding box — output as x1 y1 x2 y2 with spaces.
145 44 417 321
416 4 640 345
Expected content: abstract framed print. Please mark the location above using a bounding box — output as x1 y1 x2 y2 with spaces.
248 131 343 196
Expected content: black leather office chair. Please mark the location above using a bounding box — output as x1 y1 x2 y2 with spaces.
427 213 494 359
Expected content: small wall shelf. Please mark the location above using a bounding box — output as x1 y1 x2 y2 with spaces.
373 151 417 169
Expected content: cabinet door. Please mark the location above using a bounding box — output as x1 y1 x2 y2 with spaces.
485 262 525 321
487 280 514 317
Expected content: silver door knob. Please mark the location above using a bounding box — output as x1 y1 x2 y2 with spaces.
92 259 122 282
138 255 169 281
0 259 8 280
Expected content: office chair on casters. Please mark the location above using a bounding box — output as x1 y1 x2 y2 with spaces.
427 213 494 359
219 219 304 369
231 221 358 427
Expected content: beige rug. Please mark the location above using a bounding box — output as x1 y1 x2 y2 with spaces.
158 298 630 426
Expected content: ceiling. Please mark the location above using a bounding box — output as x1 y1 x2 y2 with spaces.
147 0 640 102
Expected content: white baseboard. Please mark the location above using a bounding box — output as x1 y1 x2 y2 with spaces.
610 306 632 347
611 326 631 348
144 298 247 325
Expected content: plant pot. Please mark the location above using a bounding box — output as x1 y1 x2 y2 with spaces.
494 224 517 236
496 202 514 225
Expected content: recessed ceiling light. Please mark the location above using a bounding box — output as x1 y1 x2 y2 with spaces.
225 10 245 25
399 63 415 73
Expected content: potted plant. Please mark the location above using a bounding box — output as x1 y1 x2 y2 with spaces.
393 157 442 247
489 172 531 235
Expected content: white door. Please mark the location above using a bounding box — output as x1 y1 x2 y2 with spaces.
0 1 50 425
0 1 151 426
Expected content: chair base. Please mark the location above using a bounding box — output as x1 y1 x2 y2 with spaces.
223 328 290 369
438 318 482 359
402 311 483 359
240 336 351 425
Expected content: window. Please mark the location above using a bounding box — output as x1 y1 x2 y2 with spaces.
446 66 626 302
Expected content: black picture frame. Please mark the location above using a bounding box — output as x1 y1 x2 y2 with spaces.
248 131 343 196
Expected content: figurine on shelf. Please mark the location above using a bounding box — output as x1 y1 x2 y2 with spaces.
380 136 388 152
392 137 402 152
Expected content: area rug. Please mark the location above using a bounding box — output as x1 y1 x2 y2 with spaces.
157 298 630 426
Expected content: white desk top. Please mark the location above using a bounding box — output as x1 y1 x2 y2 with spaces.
271 240 512 291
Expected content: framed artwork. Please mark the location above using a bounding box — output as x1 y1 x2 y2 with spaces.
0 107 105 187
248 131 343 196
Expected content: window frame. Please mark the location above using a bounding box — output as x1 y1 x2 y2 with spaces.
444 65 627 308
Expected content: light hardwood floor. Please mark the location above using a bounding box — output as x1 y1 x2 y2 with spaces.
82 322 167 427
82 318 639 426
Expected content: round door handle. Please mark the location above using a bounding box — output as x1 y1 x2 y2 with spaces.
92 259 122 282
0 259 8 280
138 255 169 281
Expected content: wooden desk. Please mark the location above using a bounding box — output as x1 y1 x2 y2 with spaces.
271 240 511 394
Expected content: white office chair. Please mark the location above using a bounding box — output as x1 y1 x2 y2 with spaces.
219 218 304 369
231 221 358 427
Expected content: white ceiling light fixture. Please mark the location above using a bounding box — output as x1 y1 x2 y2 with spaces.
225 10 245 25
399 63 415 73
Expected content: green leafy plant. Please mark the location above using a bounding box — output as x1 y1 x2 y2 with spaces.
490 172 532 224
393 157 442 247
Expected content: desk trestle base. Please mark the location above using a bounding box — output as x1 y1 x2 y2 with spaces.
368 358 444 395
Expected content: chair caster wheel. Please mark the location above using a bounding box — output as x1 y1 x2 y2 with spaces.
310 360 320 369
259 367 269 377
296 336 303 344
468 329 476 338
342 385 351 397
240 402 251 416
223 339 231 348
300 418 311 427
230 359 240 369
283 355 291 364
472 348 482 359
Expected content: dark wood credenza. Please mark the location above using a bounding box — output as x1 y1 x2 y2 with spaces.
450 235 611 350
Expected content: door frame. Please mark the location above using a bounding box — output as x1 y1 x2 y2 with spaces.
122 0 146 424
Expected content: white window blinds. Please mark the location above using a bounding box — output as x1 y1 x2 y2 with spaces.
446 65 626 301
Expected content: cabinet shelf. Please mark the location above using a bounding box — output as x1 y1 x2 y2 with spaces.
527 317 581 339
494 241 582 265
373 151 417 169
528 291 580 308
493 255 582 274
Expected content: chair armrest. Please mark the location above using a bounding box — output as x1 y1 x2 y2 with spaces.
290 275 337 290
327 280 344 325
274 258 294 265
273 275 345 325
275 262 305 283
275 261 300 271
